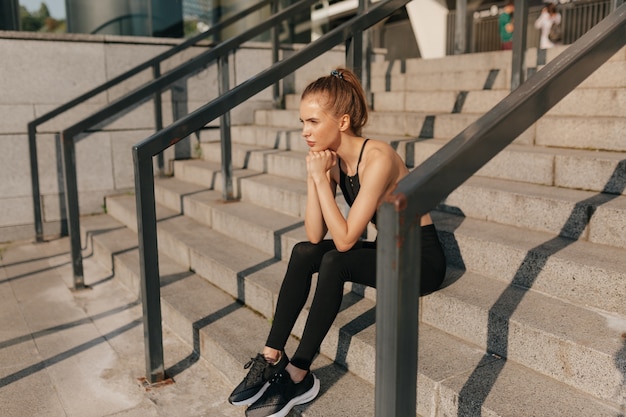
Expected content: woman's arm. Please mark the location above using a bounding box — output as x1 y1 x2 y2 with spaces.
310 147 395 252
304 172 331 243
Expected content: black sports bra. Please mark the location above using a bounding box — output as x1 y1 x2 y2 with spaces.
338 139 376 225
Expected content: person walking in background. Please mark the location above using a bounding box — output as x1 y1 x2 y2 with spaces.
499 1 515 50
535 3 562 49
227 67 447 417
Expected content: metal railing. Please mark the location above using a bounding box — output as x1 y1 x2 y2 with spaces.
32 0 316 290
132 0 408 389
448 0 617 54
375 4 625 416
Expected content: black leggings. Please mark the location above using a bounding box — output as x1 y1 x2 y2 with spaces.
265 224 447 370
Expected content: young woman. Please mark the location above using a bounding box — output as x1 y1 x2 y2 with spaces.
228 67 447 417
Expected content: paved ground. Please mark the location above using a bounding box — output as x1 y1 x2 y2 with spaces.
0 236 245 417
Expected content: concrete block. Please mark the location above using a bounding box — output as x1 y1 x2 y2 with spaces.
433 113 480 138
580 61 626 89
536 116 626 152
548 88 626 117
102 42 170 100
405 49 511 74
266 151 307 181
433 211 626 316
462 90 509 114
589 197 626 250
154 177 205 213
0 39 107 105
405 69 502 92
405 91 457 113
478 144 554 185
555 150 626 195
423 271 626 403
41 190 106 222
439 358 620 417
172 159 221 188
0 105 35 134
36 103 104 133
240 174 306 218
0 196 33 227
367 111 424 137
443 177 596 241
110 129 153 190
0 134 31 197
234 47 273 102
373 91 406 112
180 189 221 228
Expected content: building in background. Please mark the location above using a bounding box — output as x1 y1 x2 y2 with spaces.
0 0 617 57
65 0 183 37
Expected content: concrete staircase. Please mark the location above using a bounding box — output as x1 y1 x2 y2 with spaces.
80 45 626 416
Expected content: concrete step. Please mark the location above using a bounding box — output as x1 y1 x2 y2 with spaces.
82 208 624 416
172 151 626 251
102 188 626 406
433 210 626 317
250 105 625 151
441 176 626 249
106 188 626 320
411 138 626 195
423 267 626 404
371 68 510 94
200 142 309 181
79 215 381 417
371 49 514 77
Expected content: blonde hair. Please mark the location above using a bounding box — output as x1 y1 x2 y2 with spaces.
301 67 368 136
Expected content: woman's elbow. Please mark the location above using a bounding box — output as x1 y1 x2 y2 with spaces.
334 239 357 252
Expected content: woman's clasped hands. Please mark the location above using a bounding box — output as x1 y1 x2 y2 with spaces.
306 149 336 183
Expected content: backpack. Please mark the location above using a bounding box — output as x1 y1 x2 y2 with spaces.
549 22 562 43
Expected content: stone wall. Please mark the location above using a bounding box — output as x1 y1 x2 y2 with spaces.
0 31 277 242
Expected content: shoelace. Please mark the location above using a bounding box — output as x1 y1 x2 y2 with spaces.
243 356 266 382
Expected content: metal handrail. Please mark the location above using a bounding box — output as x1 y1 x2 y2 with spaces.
132 0 410 386
28 0 277 243
56 0 320 289
375 4 625 416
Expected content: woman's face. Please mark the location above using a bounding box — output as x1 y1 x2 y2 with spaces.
299 94 342 152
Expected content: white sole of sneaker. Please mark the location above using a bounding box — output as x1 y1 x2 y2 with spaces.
230 381 271 406
265 374 320 417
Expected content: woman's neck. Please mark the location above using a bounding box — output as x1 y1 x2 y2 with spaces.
335 134 366 175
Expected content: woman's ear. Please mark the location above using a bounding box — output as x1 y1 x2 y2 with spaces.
338 114 351 132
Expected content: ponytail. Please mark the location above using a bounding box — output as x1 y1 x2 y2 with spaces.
301 67 369 136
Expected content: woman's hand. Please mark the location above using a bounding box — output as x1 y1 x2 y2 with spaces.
306 150 337 182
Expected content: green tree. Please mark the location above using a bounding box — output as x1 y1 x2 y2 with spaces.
20 6 43 31
20 2 65 33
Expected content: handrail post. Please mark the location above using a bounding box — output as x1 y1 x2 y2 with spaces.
348 25 363 80
152 63 165 176
218 54 235 201
271 0 281 108
360 0 373 105
28 122 45 242
454 0 467 55
133 148 165 384
375 197 421 417
60 131 85 289
511 0 528 90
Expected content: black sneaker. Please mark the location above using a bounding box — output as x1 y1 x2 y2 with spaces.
228 353 288 406
245 371 320 417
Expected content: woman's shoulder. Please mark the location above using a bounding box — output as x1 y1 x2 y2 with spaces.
362 139 406 171
364 138 397 157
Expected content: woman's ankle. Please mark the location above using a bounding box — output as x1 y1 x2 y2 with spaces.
262 348 281 365
285 363 307 383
